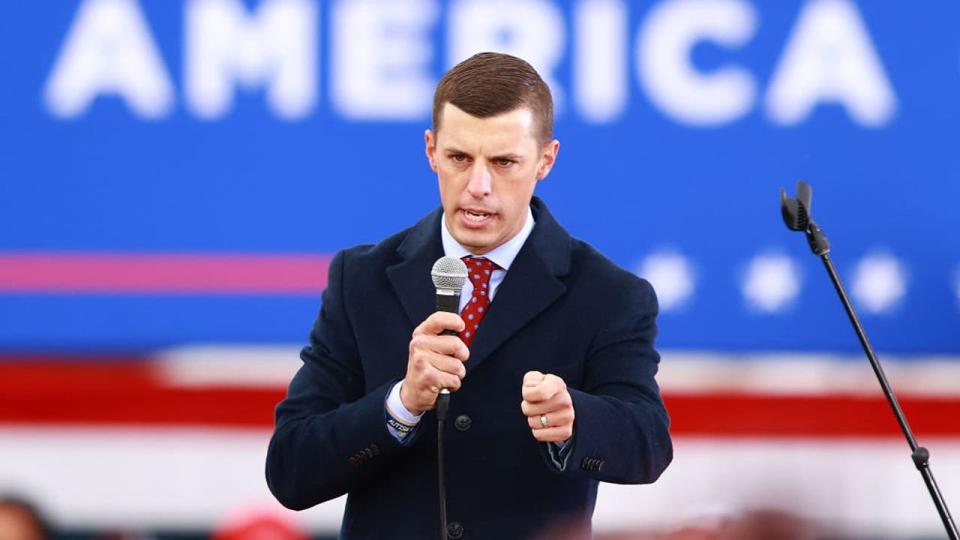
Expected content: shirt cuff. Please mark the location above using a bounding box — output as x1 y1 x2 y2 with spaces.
547 435 574 471
385 381 423 442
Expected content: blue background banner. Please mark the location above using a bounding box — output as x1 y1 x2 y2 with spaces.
2 0 959 354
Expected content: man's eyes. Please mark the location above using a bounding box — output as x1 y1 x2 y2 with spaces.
446 154 515 167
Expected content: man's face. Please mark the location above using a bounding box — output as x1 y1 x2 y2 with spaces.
425 103 559 255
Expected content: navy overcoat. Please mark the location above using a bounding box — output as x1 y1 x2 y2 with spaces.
266 197 672 539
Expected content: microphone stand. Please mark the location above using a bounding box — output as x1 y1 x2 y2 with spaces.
781 181 958 540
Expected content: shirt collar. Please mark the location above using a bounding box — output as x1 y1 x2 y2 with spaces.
440 206 535 271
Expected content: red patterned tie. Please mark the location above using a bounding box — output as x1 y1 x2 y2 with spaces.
459 256 499 348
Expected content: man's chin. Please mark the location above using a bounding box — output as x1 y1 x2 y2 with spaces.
453 230 497 255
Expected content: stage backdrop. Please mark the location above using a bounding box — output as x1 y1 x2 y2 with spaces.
1 1 959 538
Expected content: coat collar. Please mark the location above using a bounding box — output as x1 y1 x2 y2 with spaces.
386 197 571 370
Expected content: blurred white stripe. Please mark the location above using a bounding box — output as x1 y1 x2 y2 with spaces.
156 345 960 396
0 427 956 537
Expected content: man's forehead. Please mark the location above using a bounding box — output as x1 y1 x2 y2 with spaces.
435 103 538 152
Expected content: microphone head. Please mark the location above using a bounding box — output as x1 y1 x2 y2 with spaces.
431 256 468 292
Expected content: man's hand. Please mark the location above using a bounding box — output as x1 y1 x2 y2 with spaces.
521 371 575 443
400 312 470 415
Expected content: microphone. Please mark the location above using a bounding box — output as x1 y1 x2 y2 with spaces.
429 255 468 404
431 256 468 337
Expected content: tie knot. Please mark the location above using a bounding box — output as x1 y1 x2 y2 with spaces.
461 256 498 287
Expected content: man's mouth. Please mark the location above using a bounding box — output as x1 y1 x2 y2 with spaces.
462 209 494 223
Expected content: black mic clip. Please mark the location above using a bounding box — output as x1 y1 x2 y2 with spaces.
780 180 830 256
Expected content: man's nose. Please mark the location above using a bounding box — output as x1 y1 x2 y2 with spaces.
466 163 492 198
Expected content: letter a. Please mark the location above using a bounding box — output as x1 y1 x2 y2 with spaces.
44 0 174 119
765 0 896 127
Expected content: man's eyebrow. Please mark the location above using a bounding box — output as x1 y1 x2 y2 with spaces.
442 148 523 160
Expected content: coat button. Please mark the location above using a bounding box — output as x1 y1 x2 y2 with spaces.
447 521 464 539
454 414 472 432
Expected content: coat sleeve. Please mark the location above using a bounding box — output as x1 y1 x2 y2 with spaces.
544 275 673 484
265 250 414 510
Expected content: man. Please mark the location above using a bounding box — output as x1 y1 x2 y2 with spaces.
266 52 672 539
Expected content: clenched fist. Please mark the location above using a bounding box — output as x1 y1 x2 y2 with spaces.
521 371 575 443
399 312 470 415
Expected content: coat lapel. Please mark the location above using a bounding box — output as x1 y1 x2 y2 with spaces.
386 207 445 329
466 198 571 372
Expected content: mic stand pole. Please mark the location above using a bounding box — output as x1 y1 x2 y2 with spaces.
782 183 957 539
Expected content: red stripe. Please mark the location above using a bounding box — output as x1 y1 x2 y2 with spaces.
0 253 331 294
0 361 278 428
0 361 958 436
663 393 960 438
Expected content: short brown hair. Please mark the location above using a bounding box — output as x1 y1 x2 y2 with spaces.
432 52 554 144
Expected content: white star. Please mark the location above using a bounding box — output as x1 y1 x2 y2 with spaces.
636 250 695 312
851 252 907 314
742 253 801 312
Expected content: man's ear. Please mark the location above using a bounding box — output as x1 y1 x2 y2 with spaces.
425 129 437 172
536 139 560 180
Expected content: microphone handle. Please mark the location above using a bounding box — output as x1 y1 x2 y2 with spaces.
435 289 461 395
436 289 460 315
